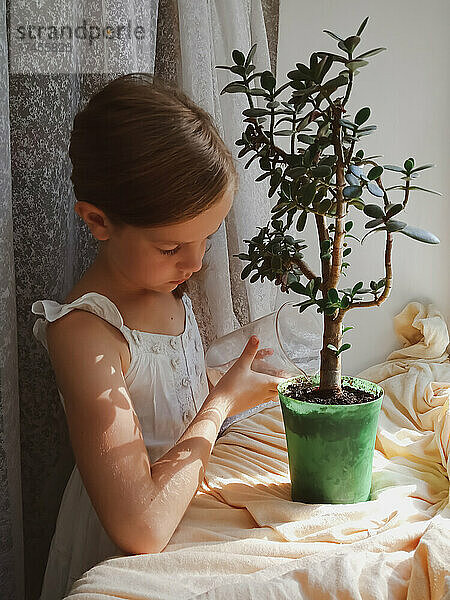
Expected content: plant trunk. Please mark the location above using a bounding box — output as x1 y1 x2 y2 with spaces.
319 314 343 393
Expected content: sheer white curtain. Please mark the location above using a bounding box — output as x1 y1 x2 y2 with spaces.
178 0 279 342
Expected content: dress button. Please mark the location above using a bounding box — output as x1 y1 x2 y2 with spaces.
182 410 191 423
182 377 190 387
151 343 162 353
170 338 178 349
171 357 180 369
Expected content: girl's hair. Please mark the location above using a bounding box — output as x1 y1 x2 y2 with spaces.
69 72 238 298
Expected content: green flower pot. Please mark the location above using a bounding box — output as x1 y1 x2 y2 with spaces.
278 374 383 504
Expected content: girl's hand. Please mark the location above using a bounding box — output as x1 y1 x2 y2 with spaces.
212 336 286 418
251 346 281 377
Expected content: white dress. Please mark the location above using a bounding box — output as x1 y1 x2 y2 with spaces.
31 290 211 600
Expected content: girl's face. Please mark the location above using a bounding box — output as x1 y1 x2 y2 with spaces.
90 188 234 296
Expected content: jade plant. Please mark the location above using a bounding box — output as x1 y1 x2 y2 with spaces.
216 16 441 396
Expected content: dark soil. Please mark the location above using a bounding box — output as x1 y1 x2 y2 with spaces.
283 378 381 405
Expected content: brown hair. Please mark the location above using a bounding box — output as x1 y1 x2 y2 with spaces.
69 72 238 298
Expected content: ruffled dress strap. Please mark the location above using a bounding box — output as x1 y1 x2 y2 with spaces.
31 292 131 352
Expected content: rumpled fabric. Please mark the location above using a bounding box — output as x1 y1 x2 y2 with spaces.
67 302 450 600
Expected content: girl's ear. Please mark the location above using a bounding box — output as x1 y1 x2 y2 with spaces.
74 201 112 242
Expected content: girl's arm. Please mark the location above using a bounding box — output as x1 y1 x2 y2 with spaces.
145 388 229 552
46 309 230 555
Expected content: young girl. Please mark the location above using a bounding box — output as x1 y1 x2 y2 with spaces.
31 73 283 600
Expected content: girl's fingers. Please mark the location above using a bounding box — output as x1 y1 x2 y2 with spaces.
255 347 274 358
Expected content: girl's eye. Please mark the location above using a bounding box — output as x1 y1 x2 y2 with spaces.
159 246 181 256
159 236 213 256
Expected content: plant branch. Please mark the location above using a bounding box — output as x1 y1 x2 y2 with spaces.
273 81 293 98
344 138 356 169
291 111 296 154
341 231 393 312
321 89 338 110
342 71 354 107
247 117 291 163
329 102 346 291
290 256 319 283
377 176 390 209
403 180 411 208
310 95 328 116
315 214 331 285
243 80 291 164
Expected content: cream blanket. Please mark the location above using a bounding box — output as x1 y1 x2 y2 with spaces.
67 302 450 600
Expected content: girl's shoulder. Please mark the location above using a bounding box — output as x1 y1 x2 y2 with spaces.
31 286 193 354
31 291 128 368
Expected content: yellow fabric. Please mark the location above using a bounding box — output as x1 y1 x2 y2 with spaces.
67 302 450 600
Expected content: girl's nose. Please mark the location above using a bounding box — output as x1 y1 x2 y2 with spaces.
177 246 204 274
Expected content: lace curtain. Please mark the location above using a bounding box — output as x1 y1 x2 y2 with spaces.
0 0 280 598
178 0 279 341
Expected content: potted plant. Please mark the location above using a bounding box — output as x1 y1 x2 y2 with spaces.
216 16 441 504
